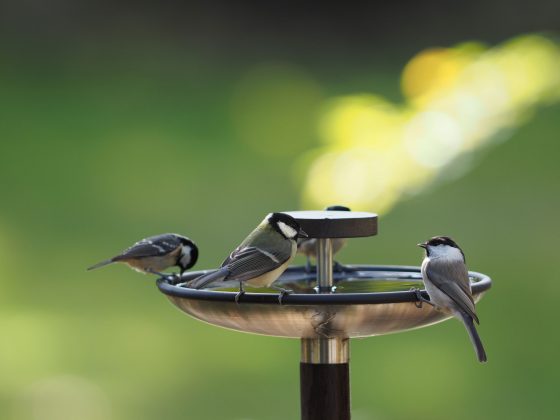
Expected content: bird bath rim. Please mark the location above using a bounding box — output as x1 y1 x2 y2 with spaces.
157 265 491 305
156 265 491 339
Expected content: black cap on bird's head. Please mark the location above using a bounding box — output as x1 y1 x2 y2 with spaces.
418 236 460 249
172 234 190 245
418 236 464 260
268 212 308 240
176 235 199 273
325 205 351 212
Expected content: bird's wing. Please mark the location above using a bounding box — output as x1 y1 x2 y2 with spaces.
188 268 230 289
222 245 291 283
189 244 288 288
425 259 479 324
114 234 181 260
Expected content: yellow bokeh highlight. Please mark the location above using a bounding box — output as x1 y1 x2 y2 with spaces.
402 48 471 104
302 34 560 213
318 95 405 149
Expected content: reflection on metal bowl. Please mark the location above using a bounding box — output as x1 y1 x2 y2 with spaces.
157 265 491 339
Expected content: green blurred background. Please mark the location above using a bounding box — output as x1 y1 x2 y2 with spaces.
1 2 559 419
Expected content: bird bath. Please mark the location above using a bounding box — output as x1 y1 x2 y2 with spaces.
156 211 491 420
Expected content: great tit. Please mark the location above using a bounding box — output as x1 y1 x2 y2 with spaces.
87 233 198 278
416 236 487 363
188 212 307 303
297 205 351 272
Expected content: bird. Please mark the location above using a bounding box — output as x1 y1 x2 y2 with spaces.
87 233 198 279
188 212 307 303
416 236 487 363
297 205 351 272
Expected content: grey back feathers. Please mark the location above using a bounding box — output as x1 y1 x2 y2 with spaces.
420 235 486 362
87 233 198 273
189 214 300 289
114 234 189 259
424 258 478 323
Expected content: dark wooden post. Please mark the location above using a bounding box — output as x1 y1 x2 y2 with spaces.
300 361 350 420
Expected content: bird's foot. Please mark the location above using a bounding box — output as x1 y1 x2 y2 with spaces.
167 272 182 284
410 287 434 309
333 261 354 273
333 261 344 272
275 288 293 305
234 290 246 304
146 268 172 278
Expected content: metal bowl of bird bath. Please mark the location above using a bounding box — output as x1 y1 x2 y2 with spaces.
157 211 491 420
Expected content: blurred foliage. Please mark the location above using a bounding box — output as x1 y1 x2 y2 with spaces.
303 35 560 213
1 31 559 420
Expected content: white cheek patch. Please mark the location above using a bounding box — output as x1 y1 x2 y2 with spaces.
429 244 464 261
278 221 298 239
179 246 192 266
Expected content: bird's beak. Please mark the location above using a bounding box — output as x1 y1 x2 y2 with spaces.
298 228 308 238
417 242 428 249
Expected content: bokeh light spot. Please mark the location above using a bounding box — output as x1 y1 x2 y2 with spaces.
402 48 470 103
302 34 560 213
17 375 112 420
404 111 464 168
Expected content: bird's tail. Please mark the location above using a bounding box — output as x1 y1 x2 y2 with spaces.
87 258 115 271
188 268 229 289
461 313 487 363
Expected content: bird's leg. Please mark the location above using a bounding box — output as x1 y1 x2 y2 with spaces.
305 257 313 273
146 268 172 278
161 270 181 284
234 281 245 304
170 270 184 284
333 261 344 272
271 285 293 305
410 288 434 309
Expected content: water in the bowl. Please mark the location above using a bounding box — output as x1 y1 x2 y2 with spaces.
184 268 479 295
207 276 425 294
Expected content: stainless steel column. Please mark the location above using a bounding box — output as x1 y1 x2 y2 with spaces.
316 238 333 293
300 238 350 420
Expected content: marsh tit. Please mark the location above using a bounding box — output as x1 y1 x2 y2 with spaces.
87 233 198 278
297 205 351 272
417 236 487 363
188 212 307 303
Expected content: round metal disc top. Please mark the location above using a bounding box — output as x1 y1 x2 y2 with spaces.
281 211 377 238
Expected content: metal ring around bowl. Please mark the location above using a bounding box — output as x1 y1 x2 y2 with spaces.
156 265 491 339
157 265 491 305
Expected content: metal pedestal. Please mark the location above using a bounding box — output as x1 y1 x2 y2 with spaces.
300 238 350 420
156 210 492 420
